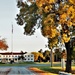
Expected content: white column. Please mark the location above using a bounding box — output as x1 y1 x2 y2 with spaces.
61 59 65 69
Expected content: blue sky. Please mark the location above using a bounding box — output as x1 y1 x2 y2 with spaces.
0 0 48 52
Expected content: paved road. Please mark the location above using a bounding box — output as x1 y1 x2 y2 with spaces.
0 66 39 75
0 64 50 75
8 66 39 75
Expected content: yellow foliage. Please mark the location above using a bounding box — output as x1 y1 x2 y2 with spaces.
62 5 69 10
36 0 45 7
69 0 75 5
60 13 67 24
45 0 56 4
59 5 75 27
62 34 70 43
42 25 57 39
60 13 67 19
67 21 73 27
49 37 58 48
44 5 52 13
67 6 75 19
73 23 75 26
44 15 54 25
36 0 56 9
31 52 39 61
49 27 57 38
72 15 75 26
35 0 75 47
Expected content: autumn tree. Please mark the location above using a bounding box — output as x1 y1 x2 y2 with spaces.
31 52 39 61
16 0 75 73
0 38 8 50
31 52 45 62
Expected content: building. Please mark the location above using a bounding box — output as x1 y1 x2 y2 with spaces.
0 52 34 63
24 53 34 62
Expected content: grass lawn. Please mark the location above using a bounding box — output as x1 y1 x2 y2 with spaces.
0 62 35 66
33 66 75 75
32 63 63 74
31 62 75 75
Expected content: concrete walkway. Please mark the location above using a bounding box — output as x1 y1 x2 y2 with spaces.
0 68 11 75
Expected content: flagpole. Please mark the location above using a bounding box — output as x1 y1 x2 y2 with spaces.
11 24 13 56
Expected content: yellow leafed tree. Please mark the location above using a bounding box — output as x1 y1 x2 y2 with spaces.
16 0 75 73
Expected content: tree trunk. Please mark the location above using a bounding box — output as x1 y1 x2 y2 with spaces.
65 41 72 73
50 49 53 67
50 49 54 67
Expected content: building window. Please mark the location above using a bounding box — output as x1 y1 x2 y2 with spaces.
12 55 14 57
15 58 17 61
31 58 33 60
6 55 8 57
9 55 10 57
31 55 33 57
25 55 26 57
28 55 30 57
28 58 30 60
9 59 11 60
6 58 8 60
3 55 5 57
24 58 26 60
15 56 17 57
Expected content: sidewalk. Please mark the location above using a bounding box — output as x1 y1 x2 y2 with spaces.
29 67 58 75
0 68 11 75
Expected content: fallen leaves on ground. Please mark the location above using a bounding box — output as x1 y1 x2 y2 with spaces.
29 67 58 75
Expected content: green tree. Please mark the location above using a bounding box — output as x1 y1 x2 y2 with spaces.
18 51 27 60
38 49 43 53
16 0 75 72
54 49 61 61
43 50 50 62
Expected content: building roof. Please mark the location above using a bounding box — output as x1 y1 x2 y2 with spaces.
0 52 26 55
